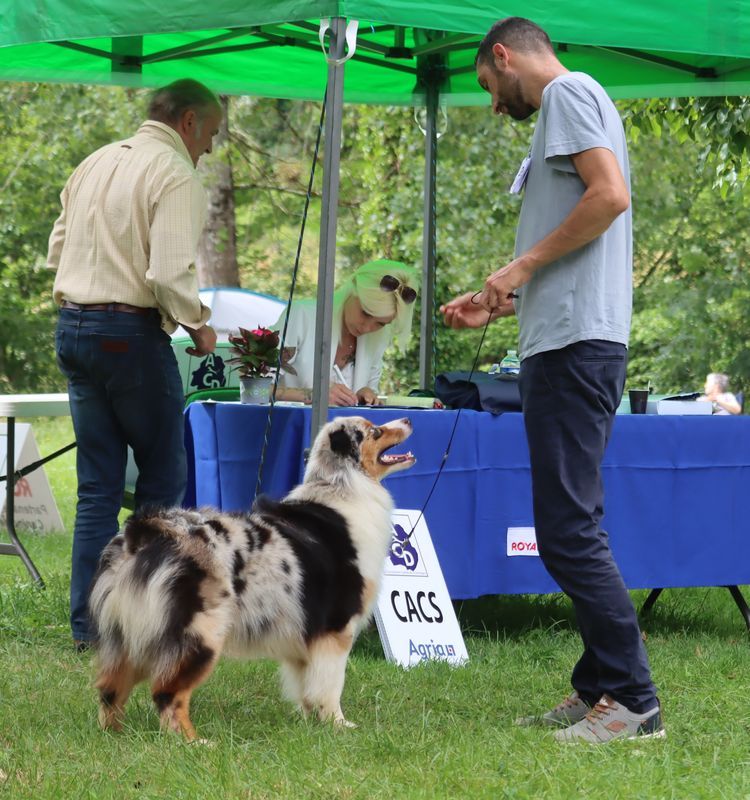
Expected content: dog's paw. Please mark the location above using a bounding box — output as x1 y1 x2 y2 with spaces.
98 708 123 732
334 718 357 729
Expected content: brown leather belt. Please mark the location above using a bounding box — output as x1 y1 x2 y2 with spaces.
61 300 155 316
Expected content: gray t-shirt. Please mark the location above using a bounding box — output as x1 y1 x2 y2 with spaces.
513 72 632 360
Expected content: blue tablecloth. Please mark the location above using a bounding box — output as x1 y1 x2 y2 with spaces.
184 403 750 599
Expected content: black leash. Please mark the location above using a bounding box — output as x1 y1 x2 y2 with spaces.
254 95 327 501
0 441 77 483
405 294 496 540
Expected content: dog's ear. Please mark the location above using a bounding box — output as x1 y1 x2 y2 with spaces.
329 425 360 462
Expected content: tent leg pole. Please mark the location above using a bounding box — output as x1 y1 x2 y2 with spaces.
419 80 438 393
311 18 347 442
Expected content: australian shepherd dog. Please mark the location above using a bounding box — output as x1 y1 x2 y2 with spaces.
88 416 415 741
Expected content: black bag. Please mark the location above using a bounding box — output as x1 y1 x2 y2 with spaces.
434 371 522 414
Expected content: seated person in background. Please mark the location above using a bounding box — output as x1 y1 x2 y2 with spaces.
699 372 742 415
272 259 420 406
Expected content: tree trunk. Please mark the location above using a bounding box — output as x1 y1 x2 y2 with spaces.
196 95 240 287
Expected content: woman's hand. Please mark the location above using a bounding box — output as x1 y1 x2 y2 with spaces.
329 382 359 406
356 387 381 406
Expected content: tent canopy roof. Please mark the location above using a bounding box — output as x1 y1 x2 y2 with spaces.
1 2 749 104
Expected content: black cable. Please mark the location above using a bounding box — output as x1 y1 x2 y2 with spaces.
254 96 327 501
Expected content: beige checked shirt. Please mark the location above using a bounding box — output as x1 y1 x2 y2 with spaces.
48 121 210 333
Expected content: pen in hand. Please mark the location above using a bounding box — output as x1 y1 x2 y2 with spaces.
332 364 358 406
332 363 347 385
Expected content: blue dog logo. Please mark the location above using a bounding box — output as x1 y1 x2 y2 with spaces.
389 523 419 571
191 353 227 390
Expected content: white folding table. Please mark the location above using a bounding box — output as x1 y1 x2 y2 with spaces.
0 393 73 586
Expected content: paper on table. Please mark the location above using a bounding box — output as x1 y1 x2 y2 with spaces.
380 395 437 408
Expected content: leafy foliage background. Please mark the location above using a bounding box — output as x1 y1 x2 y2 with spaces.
1 83 748 399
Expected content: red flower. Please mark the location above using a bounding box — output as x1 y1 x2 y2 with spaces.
228 326 281 378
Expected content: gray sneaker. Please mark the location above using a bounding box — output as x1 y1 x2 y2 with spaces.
554 695 666 743
516 691 591 728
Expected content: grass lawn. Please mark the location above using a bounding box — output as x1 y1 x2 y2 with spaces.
1 417 749 799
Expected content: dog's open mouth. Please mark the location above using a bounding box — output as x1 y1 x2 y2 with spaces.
377 445 415 466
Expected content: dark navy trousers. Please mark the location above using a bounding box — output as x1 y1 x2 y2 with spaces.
55 307 187 642
519 339 657 713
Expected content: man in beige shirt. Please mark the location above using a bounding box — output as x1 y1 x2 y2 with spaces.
48 79 220 649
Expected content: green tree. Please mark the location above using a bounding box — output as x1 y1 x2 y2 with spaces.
0 83 142 391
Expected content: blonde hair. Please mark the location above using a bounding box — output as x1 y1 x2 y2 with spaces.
336 259 421 352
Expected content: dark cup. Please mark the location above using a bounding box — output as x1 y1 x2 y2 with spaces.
629 389 649 414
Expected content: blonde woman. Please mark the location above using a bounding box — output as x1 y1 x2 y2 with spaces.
272 259 420 406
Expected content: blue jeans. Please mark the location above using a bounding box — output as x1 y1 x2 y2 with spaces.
519 339 657 713
55 307 187 642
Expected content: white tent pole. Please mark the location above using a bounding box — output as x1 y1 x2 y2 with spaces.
311 17 347 441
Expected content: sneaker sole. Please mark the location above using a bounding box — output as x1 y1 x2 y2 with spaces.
516 716 585 728
556 728 667 744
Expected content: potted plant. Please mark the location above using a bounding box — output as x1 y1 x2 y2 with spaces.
228 326 280 404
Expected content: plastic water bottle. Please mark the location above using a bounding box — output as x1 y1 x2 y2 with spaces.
499 349 521 375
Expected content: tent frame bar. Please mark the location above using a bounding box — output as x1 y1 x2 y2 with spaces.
142 28 258 64
52 24 419 76
310 17 347 440
597 46 719 78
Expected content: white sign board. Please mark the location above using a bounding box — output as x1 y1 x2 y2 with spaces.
0 423 65 533
374 509 468 668
506 526 539 557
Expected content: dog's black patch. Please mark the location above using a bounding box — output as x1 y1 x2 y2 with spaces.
253 496 363 638
100 690 116 708
177 640 214 684
244 527 256 551
123 515 162 555
92 536 125 584
162 556 207 641
152 691 174 712
232 549 247 595
131 535 181 585
281 560 291 575
257 524 271 548
206 518 230 542
329 427 359 462
189 525 210 544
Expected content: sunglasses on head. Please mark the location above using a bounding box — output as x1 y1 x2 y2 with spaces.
379 274 417 304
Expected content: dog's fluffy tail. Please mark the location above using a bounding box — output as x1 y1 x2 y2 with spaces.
88 511 207 681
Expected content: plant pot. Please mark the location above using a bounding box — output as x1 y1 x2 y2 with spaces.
239 376 273 405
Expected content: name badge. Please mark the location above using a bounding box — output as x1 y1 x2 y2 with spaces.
509 156 531 194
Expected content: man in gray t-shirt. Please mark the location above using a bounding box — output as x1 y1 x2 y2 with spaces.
441 17 663 744
515 71 632 359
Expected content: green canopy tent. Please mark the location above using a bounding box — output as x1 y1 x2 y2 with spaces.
2 2 750 101
2 1 749 433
